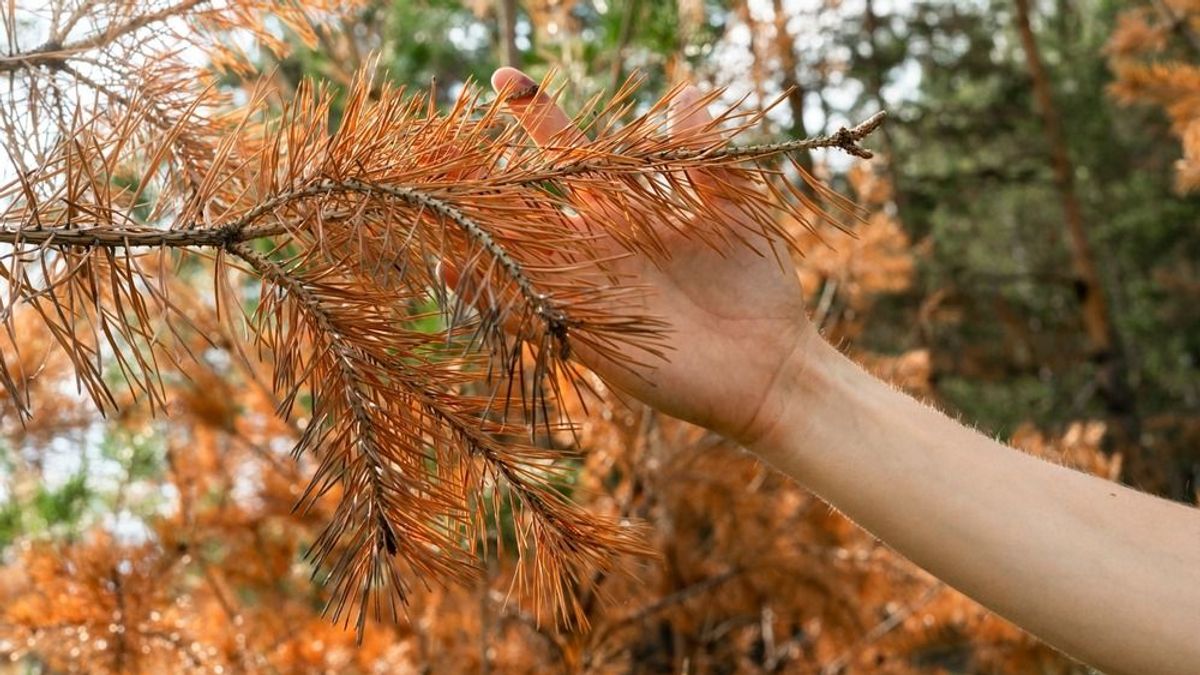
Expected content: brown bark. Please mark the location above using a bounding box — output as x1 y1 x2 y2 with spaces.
1013 0 1110 355
770 0 812 174
608 0 642 92
862 0 906 214
1012 0 1169 493
739 1 769 136
496 0 521 68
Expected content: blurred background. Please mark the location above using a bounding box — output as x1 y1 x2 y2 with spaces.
2 0 1199 672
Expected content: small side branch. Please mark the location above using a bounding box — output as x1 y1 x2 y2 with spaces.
496 111 888 184
228 242 382 464
0 223 284 248
230 243 370 441
586 568 743 651
228 242 400 570
669 111 887 161
0 0 209 74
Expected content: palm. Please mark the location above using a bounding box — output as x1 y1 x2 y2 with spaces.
491 67 813 443
576 220 808 440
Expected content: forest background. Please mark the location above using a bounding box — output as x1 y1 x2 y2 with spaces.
1 0 1199 672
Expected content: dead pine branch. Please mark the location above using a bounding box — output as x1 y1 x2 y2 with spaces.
0 3 887 636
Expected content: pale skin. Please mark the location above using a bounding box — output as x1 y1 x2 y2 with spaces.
490 67 1200 675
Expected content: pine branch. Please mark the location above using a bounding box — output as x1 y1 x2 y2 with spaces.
0 175 575 365
229 243 415 630
0 223 283 248
230 234 647 631
0 10 890 636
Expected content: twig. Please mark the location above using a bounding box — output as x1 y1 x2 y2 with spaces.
819 582 945 674
704 111 887 161
0 223 283 248
229 243 398 599
0 0 209 74
589 567 742 646
495 111 887 185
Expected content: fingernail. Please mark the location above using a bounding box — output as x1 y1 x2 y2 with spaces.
506 75 540 102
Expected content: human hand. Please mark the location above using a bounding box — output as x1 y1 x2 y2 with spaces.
490 67 816 446
494 70 1200 675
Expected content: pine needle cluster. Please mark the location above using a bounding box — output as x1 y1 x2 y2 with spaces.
0 0 884 636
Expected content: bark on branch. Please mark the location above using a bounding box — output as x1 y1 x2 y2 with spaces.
0 0 209 74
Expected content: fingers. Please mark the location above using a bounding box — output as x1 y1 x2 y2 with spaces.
491 67 583 148
668 85 714 148
491 67 611 245
668 85 781 254
669 85 732 195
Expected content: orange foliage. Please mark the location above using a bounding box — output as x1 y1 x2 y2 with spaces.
0 351 1107 672
789 160 915 352
1108 2 1200 192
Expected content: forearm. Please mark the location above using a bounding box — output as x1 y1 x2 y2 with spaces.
748 333 1200 675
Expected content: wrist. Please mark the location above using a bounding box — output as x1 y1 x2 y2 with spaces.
735 321 832 454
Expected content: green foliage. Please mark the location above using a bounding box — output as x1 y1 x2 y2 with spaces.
100 430 165 483
837 0 1200 449
380 0 498 97
0 428 169 552
0 472 93 550
34 473 92 529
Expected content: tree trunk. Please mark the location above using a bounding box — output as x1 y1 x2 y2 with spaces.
496 0 520 68
770 0 814 176
1012 0 1169 494
608 0 641 92
863 0 906 214
770 0 807 139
